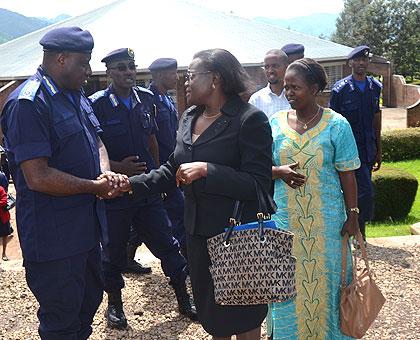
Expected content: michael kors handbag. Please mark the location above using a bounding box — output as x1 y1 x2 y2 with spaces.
340 232 385 338
207 181 296 305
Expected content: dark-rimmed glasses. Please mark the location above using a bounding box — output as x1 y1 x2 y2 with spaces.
108 63 137 72
185 71 212 81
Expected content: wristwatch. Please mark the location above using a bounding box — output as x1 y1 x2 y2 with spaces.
347 207 360 214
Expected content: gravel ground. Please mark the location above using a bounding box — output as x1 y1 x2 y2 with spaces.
0 243 418 340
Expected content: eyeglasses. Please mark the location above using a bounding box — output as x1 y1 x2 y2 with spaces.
108 63 137 72
185 71 212 81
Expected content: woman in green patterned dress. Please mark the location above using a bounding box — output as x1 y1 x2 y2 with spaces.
268 58 360 339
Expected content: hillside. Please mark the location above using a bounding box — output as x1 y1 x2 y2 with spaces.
0 9 70 44
254 13 338 39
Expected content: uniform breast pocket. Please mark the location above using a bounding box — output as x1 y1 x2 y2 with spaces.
341 102 360 123
102 121 127 137
54 117 83 139
53 117 91 170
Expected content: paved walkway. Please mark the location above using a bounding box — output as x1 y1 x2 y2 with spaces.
382 107 407 130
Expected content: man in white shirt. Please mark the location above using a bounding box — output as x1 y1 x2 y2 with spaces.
249 48 305 207
249 49 290 118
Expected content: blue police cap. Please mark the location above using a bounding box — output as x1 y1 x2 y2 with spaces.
39 26 94 53
148 58 178 72
348 45 370 59
101 48 135 64
281 43 305 56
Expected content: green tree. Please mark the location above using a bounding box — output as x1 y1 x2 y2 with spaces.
331 0 373 46
332 0 420 79
362 0 391 57
388 0 420 79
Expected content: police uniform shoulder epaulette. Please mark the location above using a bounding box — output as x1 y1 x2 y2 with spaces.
135 86 154 96
332 77 350 93
18 78 41 101
370 76 383 89
88 90 107 103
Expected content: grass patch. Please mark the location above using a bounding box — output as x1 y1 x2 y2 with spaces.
405 77 420 85
367 217 414 238
366 159 420 238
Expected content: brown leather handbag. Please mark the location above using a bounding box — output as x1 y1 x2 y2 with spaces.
340 232 386 338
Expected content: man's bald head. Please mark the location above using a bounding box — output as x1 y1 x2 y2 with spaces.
265 49 288 64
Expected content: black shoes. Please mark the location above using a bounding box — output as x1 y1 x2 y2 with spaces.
105 291 128 330
123 259 152 275
172 282 198 321
124 243 152 275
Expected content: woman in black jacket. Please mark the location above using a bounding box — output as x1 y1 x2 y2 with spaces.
119 48 273 339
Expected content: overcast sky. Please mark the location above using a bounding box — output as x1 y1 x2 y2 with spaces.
0 0 344 19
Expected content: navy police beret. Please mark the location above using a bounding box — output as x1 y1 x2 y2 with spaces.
348 45 370 59
39 26 94 53
148 58 178 72
281 43 305 56
101 48 135 64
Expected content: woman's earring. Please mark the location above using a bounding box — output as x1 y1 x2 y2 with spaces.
212 83 216 89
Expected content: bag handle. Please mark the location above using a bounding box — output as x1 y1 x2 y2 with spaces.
223 179 276 246
341 231 371 289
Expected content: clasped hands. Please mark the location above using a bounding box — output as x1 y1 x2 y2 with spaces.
94 171 131 199
175 162 208 187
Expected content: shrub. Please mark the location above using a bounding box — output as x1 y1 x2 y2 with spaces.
372 168 418 221
381 127 420 162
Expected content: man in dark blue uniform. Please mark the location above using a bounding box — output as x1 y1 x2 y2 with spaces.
281 43 305 63
147 58 187 257
89 48 196 329
330 45 382 241
0 26 122 339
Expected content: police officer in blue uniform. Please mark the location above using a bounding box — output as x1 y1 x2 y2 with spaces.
330 45 382 241
147 58 187 257
1 26 122 339
280 43 305 63
89 48 197 329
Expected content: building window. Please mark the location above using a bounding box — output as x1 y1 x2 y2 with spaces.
324 65 343 90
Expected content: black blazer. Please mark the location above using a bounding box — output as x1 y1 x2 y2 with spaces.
129 95 273 237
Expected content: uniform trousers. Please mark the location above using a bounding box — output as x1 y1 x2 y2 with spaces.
25 245 103 340
355 162 374 238
102 194 187 292
163 187 186 254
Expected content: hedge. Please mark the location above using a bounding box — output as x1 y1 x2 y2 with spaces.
372 168 418 221
381 127 420 162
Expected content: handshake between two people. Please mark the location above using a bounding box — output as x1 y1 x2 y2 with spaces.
94 171 131 199
93 161 209 199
